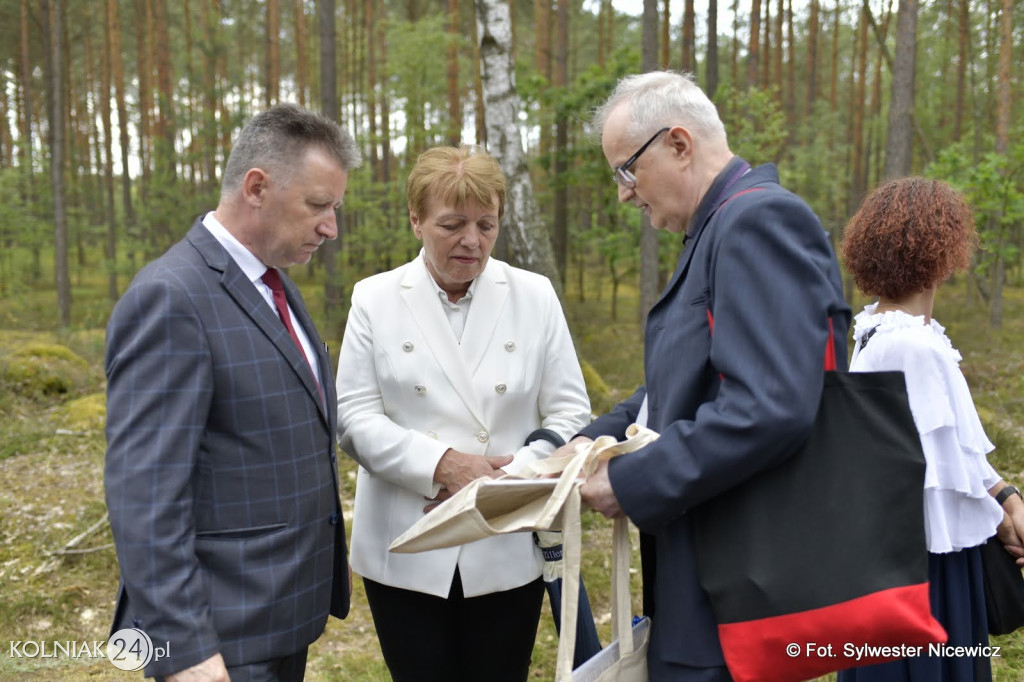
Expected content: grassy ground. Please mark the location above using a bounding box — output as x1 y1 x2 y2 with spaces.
0 261 1022 681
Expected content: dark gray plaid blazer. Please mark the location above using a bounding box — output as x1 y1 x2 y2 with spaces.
105 219 348 677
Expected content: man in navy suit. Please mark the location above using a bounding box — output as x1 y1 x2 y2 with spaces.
105 104 360 681
563 72 851 680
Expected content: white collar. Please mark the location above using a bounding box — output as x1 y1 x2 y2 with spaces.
419 249 479 303
202 211 271 282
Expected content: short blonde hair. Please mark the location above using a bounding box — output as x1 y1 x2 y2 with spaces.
406 145 507 219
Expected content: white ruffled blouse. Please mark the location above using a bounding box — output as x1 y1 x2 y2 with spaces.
850 303 1004 553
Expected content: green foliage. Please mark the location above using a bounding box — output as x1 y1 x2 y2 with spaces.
386 14 452 157
716 85 790 165
928 136 1024 281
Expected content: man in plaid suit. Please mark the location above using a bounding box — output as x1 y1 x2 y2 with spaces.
104 104 361 681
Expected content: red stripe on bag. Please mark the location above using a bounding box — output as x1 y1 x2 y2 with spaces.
716 582 947 682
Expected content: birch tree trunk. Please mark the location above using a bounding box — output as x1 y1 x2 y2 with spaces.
475 0 562 295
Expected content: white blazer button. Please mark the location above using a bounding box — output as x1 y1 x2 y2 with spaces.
402 341 414 352
495 383 507 394
504 340 516 352
414 384 427 395
477 431 489 443
427 431 438 439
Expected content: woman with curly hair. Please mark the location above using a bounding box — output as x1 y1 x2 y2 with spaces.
839 176 1024 682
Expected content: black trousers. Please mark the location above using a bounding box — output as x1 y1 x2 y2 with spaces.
363 569 545 682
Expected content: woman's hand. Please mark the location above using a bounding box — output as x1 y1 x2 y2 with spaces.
993 484 1024 566
425 449 513 512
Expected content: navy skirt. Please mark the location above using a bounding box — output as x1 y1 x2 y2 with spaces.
837 546 992 682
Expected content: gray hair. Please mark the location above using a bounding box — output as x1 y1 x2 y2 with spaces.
592 71 727 146
220 103 362 198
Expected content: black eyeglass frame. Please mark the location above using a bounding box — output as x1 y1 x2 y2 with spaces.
613 127 671 188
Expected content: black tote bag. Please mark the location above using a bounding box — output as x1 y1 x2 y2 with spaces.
980 534 1024 635
693 328 947 682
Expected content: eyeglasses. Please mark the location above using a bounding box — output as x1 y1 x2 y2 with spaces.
613 127 670 189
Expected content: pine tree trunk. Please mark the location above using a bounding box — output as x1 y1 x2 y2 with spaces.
761 1 771 87
49 0 71 328
806 0 819 115
662 0 671 70
136 0 153 212
748 0 761 88
19 0 34 205
730 0 739 87
365 0 380 172
785 0 795 119
320 0 345 339
200 0 219 193
102 0 118 300
553 0 569 285
829 0 840 113
475 0 562 294
884 0 916 180
682 0 695 72
535 0 552 161
294 0 307 105
773 0 783 95
953 0 968 141
266 0 280 106
447 0 462 146
639 0 659 336
706 0 719 97
849 1 869 214
989 0 1012 329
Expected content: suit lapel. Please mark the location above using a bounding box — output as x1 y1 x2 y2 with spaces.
458 260 508 377
400 259 487 426
187 223 329 426
652 158 758 312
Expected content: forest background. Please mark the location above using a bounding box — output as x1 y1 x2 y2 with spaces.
0 0 1023 679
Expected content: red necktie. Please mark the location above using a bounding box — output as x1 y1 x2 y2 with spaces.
261 267 320 391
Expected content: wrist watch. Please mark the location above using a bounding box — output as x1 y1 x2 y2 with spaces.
995 484 1021 506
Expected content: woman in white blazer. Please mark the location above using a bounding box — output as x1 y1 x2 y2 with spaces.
335 145 591 682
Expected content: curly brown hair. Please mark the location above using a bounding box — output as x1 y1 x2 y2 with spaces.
841 177 977 299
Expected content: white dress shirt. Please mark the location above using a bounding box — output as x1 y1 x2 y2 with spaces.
202 212 321 385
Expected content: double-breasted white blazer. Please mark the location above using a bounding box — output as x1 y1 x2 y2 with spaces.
336 254 591 598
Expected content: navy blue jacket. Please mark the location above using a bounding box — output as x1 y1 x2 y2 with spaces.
581 158 850 671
